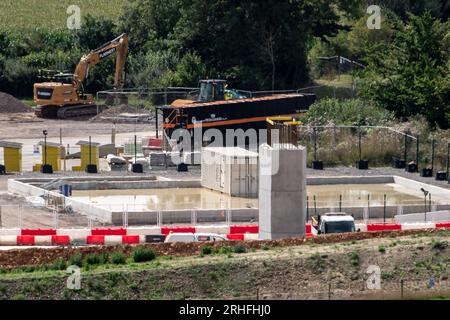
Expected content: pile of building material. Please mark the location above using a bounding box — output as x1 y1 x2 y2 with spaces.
149 152 176 167
106 154 128 171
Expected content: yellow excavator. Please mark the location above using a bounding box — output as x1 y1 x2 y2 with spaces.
33 33 129 119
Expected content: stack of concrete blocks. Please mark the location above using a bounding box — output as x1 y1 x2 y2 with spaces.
259 143 307 240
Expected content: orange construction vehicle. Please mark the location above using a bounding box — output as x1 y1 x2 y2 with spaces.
33 33 129 119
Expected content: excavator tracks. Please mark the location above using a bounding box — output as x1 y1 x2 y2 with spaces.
35 104 109 119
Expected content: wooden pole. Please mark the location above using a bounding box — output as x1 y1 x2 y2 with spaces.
400 279 404 299
328 283 332 300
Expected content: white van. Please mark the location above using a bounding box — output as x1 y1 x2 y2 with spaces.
164 233 228 243
313 213 357 234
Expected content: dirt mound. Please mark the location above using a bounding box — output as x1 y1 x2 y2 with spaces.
0 92 31 113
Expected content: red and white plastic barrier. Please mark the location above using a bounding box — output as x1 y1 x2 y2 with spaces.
364 222 437 232
0 224 261 246
1 221 449 246
86 235 144 245
0 235 71 246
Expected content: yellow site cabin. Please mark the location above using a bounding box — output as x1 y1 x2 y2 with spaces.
0 141 23 172
38 141 62 171
76 140 100 170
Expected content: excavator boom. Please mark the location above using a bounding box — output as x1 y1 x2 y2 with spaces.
34 33 129 119
73 33 128 91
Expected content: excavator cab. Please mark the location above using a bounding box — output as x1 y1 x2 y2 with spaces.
198 79 226 102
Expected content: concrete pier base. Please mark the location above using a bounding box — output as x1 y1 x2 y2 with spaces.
259 144 307 240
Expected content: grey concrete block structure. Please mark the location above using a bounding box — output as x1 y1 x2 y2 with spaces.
259 144 307 239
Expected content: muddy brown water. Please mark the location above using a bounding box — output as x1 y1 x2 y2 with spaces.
307 183 427 207
72 188 258 211
71 183 431 211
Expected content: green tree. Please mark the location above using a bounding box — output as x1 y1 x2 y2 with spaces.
360 12 450 128
360 0 450 21
121 0 354 90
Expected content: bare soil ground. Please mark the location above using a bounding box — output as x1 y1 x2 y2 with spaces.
0 229 449 300
0 112 152 140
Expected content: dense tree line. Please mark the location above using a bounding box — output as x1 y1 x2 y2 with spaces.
0 0 361 96
0 0 448 127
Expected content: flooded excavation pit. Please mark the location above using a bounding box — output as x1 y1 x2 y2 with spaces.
307 183 427 207
8 175 450 225
71 188 258 211
306 176 450 219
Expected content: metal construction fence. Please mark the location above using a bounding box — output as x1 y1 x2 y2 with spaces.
1 191 448 229
297 125 419 168
226 278 450 300
0 201 255 229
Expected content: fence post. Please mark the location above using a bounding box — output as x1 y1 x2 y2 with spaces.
314 195 317 216
313 127 317 161
429 193 432 213
123 205 129 228
111 125 116 145
18 204 22 229
397 204 403 216
358 127 362 161
431 139 436 173
383 194 387 223
328 283 332 300
363 207 369 224
157 211 162 227
404 132 407 162
400 279 404 299
155 108 159 139
416 135 420 172
306 196 309 223
339 194 342 212
191 209 197 226
54 206 58 230
447 143 450 179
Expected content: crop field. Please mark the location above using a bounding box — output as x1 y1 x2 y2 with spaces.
0 0 129 30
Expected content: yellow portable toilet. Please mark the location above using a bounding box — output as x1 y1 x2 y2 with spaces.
76 140 100 170
38 141 62 171
0 141 23 172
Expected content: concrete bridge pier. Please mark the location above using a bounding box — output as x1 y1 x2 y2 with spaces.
258 143 307 240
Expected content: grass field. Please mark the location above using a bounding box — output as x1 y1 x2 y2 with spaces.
1 231 450 299
0 0 129 30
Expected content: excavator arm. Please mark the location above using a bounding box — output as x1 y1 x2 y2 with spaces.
73 33 129 91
